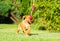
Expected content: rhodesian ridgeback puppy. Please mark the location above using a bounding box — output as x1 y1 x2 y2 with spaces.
16 15 33 35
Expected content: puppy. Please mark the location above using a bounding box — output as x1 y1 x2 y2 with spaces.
16 15 32 35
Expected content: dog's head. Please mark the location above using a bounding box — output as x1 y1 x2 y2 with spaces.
23 15 33 24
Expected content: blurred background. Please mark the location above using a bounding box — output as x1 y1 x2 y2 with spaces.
0 0 60 32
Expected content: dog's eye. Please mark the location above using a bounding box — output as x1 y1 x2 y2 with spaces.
23 17 25 20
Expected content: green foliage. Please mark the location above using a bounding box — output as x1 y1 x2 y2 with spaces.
0 0 60 32
0 1 11 17
32 0 60 32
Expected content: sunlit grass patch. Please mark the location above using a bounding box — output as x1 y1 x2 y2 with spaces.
0 24 60 41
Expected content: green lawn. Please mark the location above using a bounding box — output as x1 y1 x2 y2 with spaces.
0 24 60 41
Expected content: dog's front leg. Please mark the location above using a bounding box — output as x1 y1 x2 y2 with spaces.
23 28 28 35
27 26 30 35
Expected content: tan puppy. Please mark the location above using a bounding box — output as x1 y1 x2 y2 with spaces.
16 15 32 35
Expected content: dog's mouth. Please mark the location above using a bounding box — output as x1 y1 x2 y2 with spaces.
28 20 32 24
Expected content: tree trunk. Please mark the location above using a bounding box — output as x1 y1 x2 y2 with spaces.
9 12 19 24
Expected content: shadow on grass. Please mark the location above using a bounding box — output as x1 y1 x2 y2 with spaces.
29 33 38 36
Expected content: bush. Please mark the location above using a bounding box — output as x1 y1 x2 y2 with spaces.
0 0 60 32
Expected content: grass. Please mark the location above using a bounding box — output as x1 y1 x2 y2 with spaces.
0 24 60 41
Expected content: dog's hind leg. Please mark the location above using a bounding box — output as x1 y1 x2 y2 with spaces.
16 24 21 34
16 28 20 34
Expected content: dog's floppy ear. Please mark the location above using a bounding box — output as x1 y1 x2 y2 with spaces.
23 16 26 20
